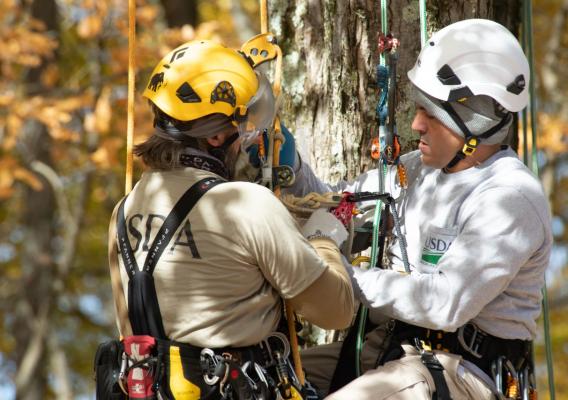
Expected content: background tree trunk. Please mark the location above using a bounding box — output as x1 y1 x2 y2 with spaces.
272 0 522 183
14 1 59 398
160 0 199 27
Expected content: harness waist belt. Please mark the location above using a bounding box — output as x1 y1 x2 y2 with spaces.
393 321 531 377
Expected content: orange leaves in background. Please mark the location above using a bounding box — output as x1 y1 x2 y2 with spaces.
3 95 92 148
84 87 112 136
91 137 123 169
77 15 103 39
538 113 568 156
0 5 58 71
0 157 43 199
518 113 568 161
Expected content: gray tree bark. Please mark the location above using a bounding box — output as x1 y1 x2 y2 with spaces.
271 0 522 183
15 0 59 396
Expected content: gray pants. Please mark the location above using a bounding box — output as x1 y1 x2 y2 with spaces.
301 328 495 400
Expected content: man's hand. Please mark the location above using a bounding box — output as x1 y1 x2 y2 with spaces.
301 209 348 248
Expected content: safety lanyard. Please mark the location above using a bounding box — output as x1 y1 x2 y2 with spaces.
116 177 225 338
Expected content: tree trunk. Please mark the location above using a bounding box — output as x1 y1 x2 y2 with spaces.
14 1 59 399
159 0 199 27
272 0 522 183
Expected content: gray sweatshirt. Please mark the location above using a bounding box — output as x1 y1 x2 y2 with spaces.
289 148 552 340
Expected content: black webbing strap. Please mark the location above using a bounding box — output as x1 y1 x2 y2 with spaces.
419 350 452 400
117 177 225 338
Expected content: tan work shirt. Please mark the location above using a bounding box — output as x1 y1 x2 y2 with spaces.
109 167 354 348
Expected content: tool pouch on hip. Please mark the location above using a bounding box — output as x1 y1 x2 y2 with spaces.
94 339 127 400
123 335 159 399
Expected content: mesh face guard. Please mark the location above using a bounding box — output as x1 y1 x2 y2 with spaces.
237 72 277 150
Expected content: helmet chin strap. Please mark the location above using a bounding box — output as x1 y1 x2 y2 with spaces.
440 101 512 170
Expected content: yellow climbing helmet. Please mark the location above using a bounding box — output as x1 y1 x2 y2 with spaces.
142 40 260 123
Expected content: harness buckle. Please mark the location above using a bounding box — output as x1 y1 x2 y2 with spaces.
462 137 479 156
457 323 485 358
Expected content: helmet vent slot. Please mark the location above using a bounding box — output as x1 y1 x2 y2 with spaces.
176 82 202 103
506 75 526 95
437 64 462 85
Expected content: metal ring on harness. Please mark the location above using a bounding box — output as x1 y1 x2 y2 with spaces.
200 348 222 385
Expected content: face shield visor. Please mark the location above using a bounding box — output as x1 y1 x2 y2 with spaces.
237 72 277 150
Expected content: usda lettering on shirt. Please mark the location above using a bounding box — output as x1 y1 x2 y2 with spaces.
420 226 457 266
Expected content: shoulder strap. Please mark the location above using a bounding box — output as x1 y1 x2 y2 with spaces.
109 199 133 337
117 177 225 338
142 177 224 274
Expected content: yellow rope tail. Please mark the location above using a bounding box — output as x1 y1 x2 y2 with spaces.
260 0 268 34
125 0 136 194
351 256 371 267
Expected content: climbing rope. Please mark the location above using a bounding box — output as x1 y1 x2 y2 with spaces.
259 0 306 386
125 0 136 194
419 0 427 47
522 0 556 397
281 192 342 217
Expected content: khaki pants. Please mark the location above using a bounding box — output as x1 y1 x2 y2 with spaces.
302 328 496 400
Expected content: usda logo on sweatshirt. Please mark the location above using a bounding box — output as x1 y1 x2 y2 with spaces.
421 227 456 266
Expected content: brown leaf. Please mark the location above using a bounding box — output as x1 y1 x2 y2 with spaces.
91 137 123 169
13 167 43 191
77 14 103 39
94 87 112 135
136 5 160 26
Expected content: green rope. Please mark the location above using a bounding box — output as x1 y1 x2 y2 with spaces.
379 0 388 66
419 0 427 47
356 0 390 376
355 164 386 377
523 0 556 397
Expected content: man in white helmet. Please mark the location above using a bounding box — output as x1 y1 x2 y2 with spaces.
286 19 552 399
103 39 354 399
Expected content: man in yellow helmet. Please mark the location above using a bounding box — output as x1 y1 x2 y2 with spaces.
105 40 354 399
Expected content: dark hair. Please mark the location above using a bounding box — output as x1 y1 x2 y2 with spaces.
134 103 237 170
134 105 208 170
134 135 207 170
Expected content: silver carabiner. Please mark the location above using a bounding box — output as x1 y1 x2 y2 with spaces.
118 351 129 395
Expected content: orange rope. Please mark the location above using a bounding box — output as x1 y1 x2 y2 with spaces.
260 0 268 34
125 0 136 194
260 1 304 385
272 96 304 388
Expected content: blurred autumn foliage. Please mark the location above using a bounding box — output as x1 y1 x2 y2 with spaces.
0 0 566 399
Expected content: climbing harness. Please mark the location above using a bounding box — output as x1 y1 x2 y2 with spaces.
112 176 315 400
199 332 316 400
375 320 535 400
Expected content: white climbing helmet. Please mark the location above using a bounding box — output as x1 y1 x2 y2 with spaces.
407 19 530 112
